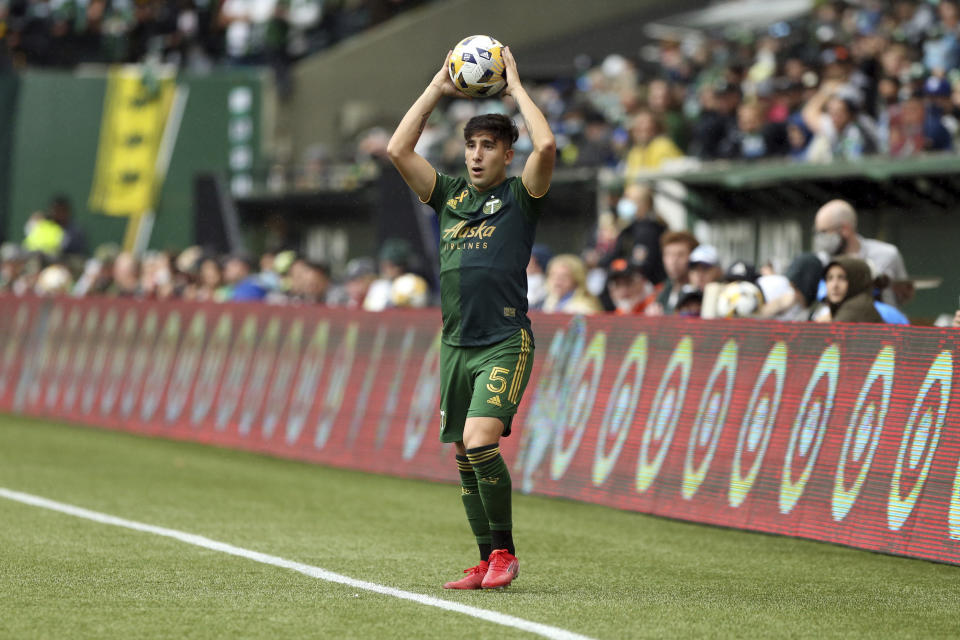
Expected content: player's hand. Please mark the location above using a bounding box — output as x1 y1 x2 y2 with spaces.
501 45 522 97
431 50 469 98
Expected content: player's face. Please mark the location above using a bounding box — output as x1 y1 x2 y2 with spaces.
464 132 513 191
825 265 849 304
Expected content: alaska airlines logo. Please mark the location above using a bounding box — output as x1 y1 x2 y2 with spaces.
483 197 503 215
442 219 497 241
446 189 470 209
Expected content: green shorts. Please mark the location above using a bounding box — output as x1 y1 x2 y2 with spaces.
439 328 534 444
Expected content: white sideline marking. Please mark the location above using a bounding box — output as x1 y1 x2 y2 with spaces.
0 487 596 640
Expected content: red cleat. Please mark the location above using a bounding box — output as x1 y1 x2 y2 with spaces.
443 560 488 589
481 549 519 589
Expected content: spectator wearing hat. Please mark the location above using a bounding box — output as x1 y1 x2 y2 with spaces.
759 252 822 321
687 244 724 290
725 260 759 284
328 257 377 308
648 230 698 316
674 284 704 317
606 257 658 315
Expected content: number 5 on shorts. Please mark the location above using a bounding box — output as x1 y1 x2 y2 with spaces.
486 367 510 394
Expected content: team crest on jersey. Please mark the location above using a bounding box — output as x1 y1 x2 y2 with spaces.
483 197 503 215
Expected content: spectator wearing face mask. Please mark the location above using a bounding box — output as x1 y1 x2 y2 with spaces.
812 199 910 307
607 182 667 284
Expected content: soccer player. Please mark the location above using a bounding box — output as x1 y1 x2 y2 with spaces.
386 46 555 589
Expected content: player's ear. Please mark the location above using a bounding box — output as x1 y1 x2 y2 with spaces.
505 147 514 164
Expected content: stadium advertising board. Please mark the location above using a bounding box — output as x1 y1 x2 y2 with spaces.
3 295 960 565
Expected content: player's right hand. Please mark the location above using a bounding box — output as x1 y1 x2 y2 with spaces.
431 51 470 98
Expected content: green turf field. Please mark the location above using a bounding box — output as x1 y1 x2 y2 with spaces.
1 414 959 639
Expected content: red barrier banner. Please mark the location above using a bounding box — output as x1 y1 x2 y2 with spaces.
3 294 960 565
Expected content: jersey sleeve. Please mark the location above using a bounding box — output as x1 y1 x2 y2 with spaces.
511 176 546 222
426 172 459 213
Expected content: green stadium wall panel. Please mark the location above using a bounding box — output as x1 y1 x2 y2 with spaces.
3 294 960 565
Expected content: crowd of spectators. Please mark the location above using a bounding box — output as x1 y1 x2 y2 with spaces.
3 197 434 310
0 0 429 89
522 195 936 325
7 192 960 326
401 0 960 179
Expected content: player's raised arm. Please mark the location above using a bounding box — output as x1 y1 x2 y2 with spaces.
501 46 556 199
387 52 464 202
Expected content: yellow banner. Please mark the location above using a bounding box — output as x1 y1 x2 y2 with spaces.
89 67 175 217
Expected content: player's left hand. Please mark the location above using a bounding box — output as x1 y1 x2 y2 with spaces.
501 46 521 97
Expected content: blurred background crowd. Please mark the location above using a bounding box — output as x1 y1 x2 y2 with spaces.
4 0 960 327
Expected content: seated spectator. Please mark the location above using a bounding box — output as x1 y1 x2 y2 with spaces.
812 199 910 307
526 243 552 311
674 284 704 317
194 254 223 302
607 182 667 284
109 251 141 298
760 252 822 321
217 254 254 302
812 256 883 323
786 113 814 161
802 80 878 161
606 257 658 315
719 101 789 160
687 244 723 290
649 230 698 315
622 109 683 176
541 254 602 315
953 309 960 327
287 258 330 304
725 260 759 284
887 90 951 156
646 78 689 151
328 257 377 308
364 238 414 312
688 81 738 160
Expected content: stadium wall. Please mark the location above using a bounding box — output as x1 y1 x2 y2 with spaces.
6 69 267 251
3 294 960 565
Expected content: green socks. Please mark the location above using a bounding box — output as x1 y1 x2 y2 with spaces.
465 444 513 555
457 454 491 559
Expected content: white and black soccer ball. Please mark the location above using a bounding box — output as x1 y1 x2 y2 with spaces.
716 280 764 318
449 35 506 98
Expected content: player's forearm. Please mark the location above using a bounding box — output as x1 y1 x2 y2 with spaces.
510 85 555 154
387 83 444 159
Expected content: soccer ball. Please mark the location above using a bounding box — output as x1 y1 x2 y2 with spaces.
449 35 506 98
716 281 764 318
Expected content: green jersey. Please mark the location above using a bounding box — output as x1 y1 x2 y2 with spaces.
426 172 544 347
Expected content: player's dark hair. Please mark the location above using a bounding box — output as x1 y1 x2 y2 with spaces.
463 114 519 148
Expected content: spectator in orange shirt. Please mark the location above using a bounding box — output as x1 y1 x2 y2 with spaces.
606 257 659 315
